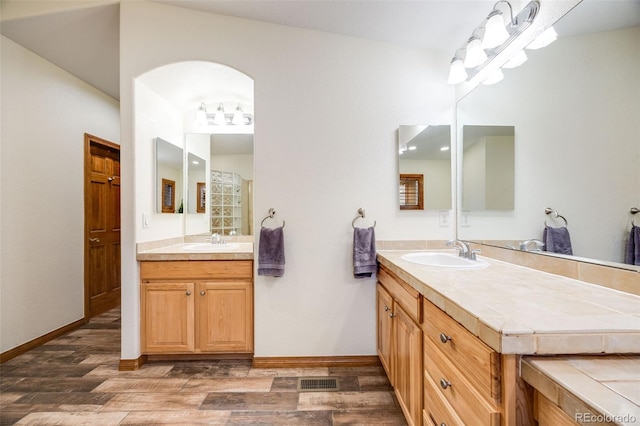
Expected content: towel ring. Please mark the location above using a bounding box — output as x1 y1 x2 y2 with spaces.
544 207 568 227
261 208 285 228
631 207 639 227
352 208 376 229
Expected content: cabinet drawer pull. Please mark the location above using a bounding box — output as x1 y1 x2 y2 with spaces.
439 333 452 344
440 378 452 389
186 291 191 296
200 291 206 296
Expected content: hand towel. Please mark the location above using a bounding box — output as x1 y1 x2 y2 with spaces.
258 226 285 277
625 225 640 266
353 227 377 278
543 226 573 255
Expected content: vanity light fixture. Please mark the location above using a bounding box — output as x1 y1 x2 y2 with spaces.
440 146 450 152
213 103 226 126
408 146 417 151
482 68 504 85
526 26 557 50
447 0 540 85
482 2 513 49
447 50 468 85
464 32 488 68
194 102 254 126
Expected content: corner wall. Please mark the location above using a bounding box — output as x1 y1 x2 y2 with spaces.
0 36 120 353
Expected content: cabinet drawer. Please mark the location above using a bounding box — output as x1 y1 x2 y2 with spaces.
378 265 422 324
424 336 500 426
423 369 465 426
141 260 253 281
423 299 500 402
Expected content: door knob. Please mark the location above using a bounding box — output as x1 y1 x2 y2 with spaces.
89 238 100 243
200 291 206 296
186 291 191 296
108 177 114 182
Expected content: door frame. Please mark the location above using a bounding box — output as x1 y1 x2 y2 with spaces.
83 133 121 320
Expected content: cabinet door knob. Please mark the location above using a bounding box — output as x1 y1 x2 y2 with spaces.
186 291 191 296
440 378 452 389
200 291 206 296
389 312 395 318
384 305 389 312
439 333 452 344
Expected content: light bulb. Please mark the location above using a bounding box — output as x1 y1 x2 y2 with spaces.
231 104 244 125
447 58 467 85
213 103 226 125
195 103 208 126
482 11 510 49
464 37 488 68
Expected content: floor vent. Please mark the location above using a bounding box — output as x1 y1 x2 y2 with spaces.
297 377 340 392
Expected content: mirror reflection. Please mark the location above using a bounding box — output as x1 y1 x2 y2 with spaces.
155 137 184 214
462 125 514 211
187 152 206 214
398 125 452 210
185 134 254 236
456 3 640 267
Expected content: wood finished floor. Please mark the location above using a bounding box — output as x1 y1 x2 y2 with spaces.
0 308 407 425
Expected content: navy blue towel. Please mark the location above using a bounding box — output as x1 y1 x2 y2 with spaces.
543 226 573 255
258 226 285 277
625 226 640 266
353 227 377 278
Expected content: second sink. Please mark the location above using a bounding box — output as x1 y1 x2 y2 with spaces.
400 252 489 269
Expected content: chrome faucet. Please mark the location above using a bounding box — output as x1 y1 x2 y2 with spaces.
520 239 544 252
447 239 470 258
211 232 222 245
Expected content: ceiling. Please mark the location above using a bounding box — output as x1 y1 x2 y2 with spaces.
2 1 639 102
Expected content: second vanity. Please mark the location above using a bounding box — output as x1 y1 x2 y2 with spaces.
376 249 639 426
137 239 254 357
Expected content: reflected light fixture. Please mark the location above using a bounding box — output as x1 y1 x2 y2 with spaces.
440 146 450 151
213 103 226 126
527 26 557 50
482 69 504 85
196 103 208 126
231 104 244 125
502 50 528 68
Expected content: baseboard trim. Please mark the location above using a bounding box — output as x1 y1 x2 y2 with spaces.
119 355 147 371
252 355 381 369
0 318 86 364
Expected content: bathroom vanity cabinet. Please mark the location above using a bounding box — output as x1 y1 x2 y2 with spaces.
140 260 253 354
377 265 423 426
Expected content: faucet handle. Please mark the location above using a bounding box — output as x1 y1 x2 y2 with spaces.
469 249 481 261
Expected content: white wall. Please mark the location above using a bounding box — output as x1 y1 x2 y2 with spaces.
119 2 452 360
0 36 120 352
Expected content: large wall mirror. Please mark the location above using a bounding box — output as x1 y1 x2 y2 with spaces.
155 137 184 214
398 125 452 211
456 1 640 268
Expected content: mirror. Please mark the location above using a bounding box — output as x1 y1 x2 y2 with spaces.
185 133 254 236
155 137 184 214
456 3 640 267
187 152 206 214
462 125 514 211
398 125 452 210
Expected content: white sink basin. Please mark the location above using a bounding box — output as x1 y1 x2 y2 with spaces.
400 252 489 269
183 243 239 252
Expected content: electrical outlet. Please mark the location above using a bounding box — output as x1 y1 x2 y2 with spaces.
439 211 449 227
461 212 471 227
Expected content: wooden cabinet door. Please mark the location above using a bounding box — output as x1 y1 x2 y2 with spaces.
141 282 195 353
394 303 423 426
377 283 394 383
197 281 253 352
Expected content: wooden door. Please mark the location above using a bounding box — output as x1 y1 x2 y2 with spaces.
394 303 423 426
84 134 121 318
141 282 195 353
196 281 253 352
377 283 394 383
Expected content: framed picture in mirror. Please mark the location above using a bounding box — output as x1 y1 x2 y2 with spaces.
197 182 206 213
162 178 176 213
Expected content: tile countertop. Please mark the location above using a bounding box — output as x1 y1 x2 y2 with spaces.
522 355 640 426
136 242 254 261
377 250 640 355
